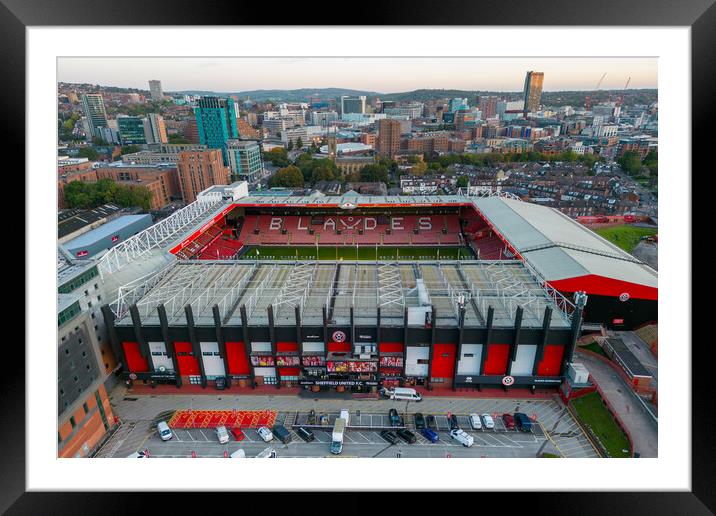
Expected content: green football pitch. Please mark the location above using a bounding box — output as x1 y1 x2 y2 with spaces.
239 246 474 261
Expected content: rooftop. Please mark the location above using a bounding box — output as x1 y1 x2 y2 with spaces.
113 260 573 330
57 204 122 239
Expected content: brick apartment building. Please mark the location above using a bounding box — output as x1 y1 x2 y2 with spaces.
176 149 230 203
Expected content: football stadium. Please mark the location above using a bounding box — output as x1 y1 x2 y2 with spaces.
99 182 657 392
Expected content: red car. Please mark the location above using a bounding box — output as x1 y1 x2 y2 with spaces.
502 413 515 431
230 427 245 441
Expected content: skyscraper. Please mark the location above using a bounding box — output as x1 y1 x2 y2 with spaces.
145 113 168 144
478 96 500 118
149 80 164 101
523 71 545 115
81 94 108 140
226 140 264 183
117 116 148 145
377 119 401 159
194 96 239 164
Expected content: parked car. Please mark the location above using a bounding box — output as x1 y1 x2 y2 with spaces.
397 429 417 444
272 424 292 444
230 427 244 441
125 451 148 458
449 414 460 430
469 413 482 430
421 427 440 443
450 429 474 447
389 408 403 426
214 376 226 390
414 413 426 430
481 413 495 429
256 447 277 458
514 412 533 432
215 425 230 444
157 421 173 441
426 415 437 430
502 413 516 431
296 427 315 442
257 426 274 442
380 430 398 444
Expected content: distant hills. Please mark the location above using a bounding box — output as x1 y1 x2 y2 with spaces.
173 88 382 102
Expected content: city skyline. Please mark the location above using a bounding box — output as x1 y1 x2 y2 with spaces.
58 57 657 94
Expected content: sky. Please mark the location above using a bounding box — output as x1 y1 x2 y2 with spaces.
57 57 657 93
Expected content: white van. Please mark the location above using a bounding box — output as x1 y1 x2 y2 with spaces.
256 447 277 458
157 421 173 441
230 449 246 458
215 425 230 444
383 387 422 402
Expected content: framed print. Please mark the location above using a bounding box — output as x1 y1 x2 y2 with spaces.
5 0 709 512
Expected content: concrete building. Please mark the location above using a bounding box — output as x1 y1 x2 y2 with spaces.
62 214 154 259
145 113 168 144
81 94 108 140
340 95 366 115
176 149 230 203
94 163 181 209
149 80 164 101
377 119 401 158
226 140 264 184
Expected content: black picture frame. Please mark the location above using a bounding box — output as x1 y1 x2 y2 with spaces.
6 0 706 512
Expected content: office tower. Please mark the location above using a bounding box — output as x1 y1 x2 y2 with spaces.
340 95 366 115
149 80 164 101
176 149 230 203
117 116 148 145
226 140 264 183
478 96 500 118
145 113 168 144
377 119 401 158
194 96 239 164
449 98 469 113
81 94 108 140
523 71 545 114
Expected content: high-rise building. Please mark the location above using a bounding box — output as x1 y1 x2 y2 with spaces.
478 96 500 118
377 119 401 158
523 71 545 115
117 116 148 145
194 96 239 164
145 113 168 144
81 94 108 140
148 80 164 101
176 149 230 203
341 95 366 115
226 140 264 184
449 98 469 113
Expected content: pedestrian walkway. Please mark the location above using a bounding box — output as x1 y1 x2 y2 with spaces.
576 349 658 458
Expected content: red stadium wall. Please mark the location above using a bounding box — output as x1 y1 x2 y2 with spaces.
327 341 351 353
549 275 657 301
380 342 404 353
537 345 564 376
174 341 200 376
276 342 299 353
431 343 456 378
483 344 510 375
279 368 300 377
122 342 149 373
225 342 250 375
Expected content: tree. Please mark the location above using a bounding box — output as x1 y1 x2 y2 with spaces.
78 147 99 161
269 165 304 188
642 150 658 176
120 145 141 155
456 176 469 188
359 164 389 184
296 137 303 149
409 161 428 176
312 165 335 183
287 139 294 151
618 150 642 176
92 136 108 146
264 147 290 167
168 134 190 144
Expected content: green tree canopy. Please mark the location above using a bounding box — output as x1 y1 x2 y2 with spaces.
296 137 303 149
62 178 152 210
264 147 290 167
77 147 99 161
456 176 469 188
269 165 304 188
359 164 389 184
618 151 643 176
287 139 294 151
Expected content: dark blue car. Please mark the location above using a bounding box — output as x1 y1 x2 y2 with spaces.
421 427 440 443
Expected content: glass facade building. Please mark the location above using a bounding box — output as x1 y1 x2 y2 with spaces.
117 116 148 145
226 140 264 183
194 96 239 165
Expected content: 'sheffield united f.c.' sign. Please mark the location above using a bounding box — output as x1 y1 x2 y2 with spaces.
332 330 347 343
619 292 630 302
501 375 515 386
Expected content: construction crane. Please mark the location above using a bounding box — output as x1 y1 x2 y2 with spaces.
585 72 607 110
616 76 631 107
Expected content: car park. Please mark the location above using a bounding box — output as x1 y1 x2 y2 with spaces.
380 430 398 444
426 415 437 430
502 413 516 431
481 413 495 429
215 425 230 444
514 412 533 432
396 429 417 444
450 429 474 447
296 427 315 442
272 424 292 444
389 408 403 426
257 426 274 442
420 428 439 443
156 421 173 441
469 414 482 430
449 414 460 430
414 413 426 430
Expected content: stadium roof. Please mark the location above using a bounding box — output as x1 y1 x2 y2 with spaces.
57 204 122 239
63 214 150 249
113 260 573 330
471 196 658 293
